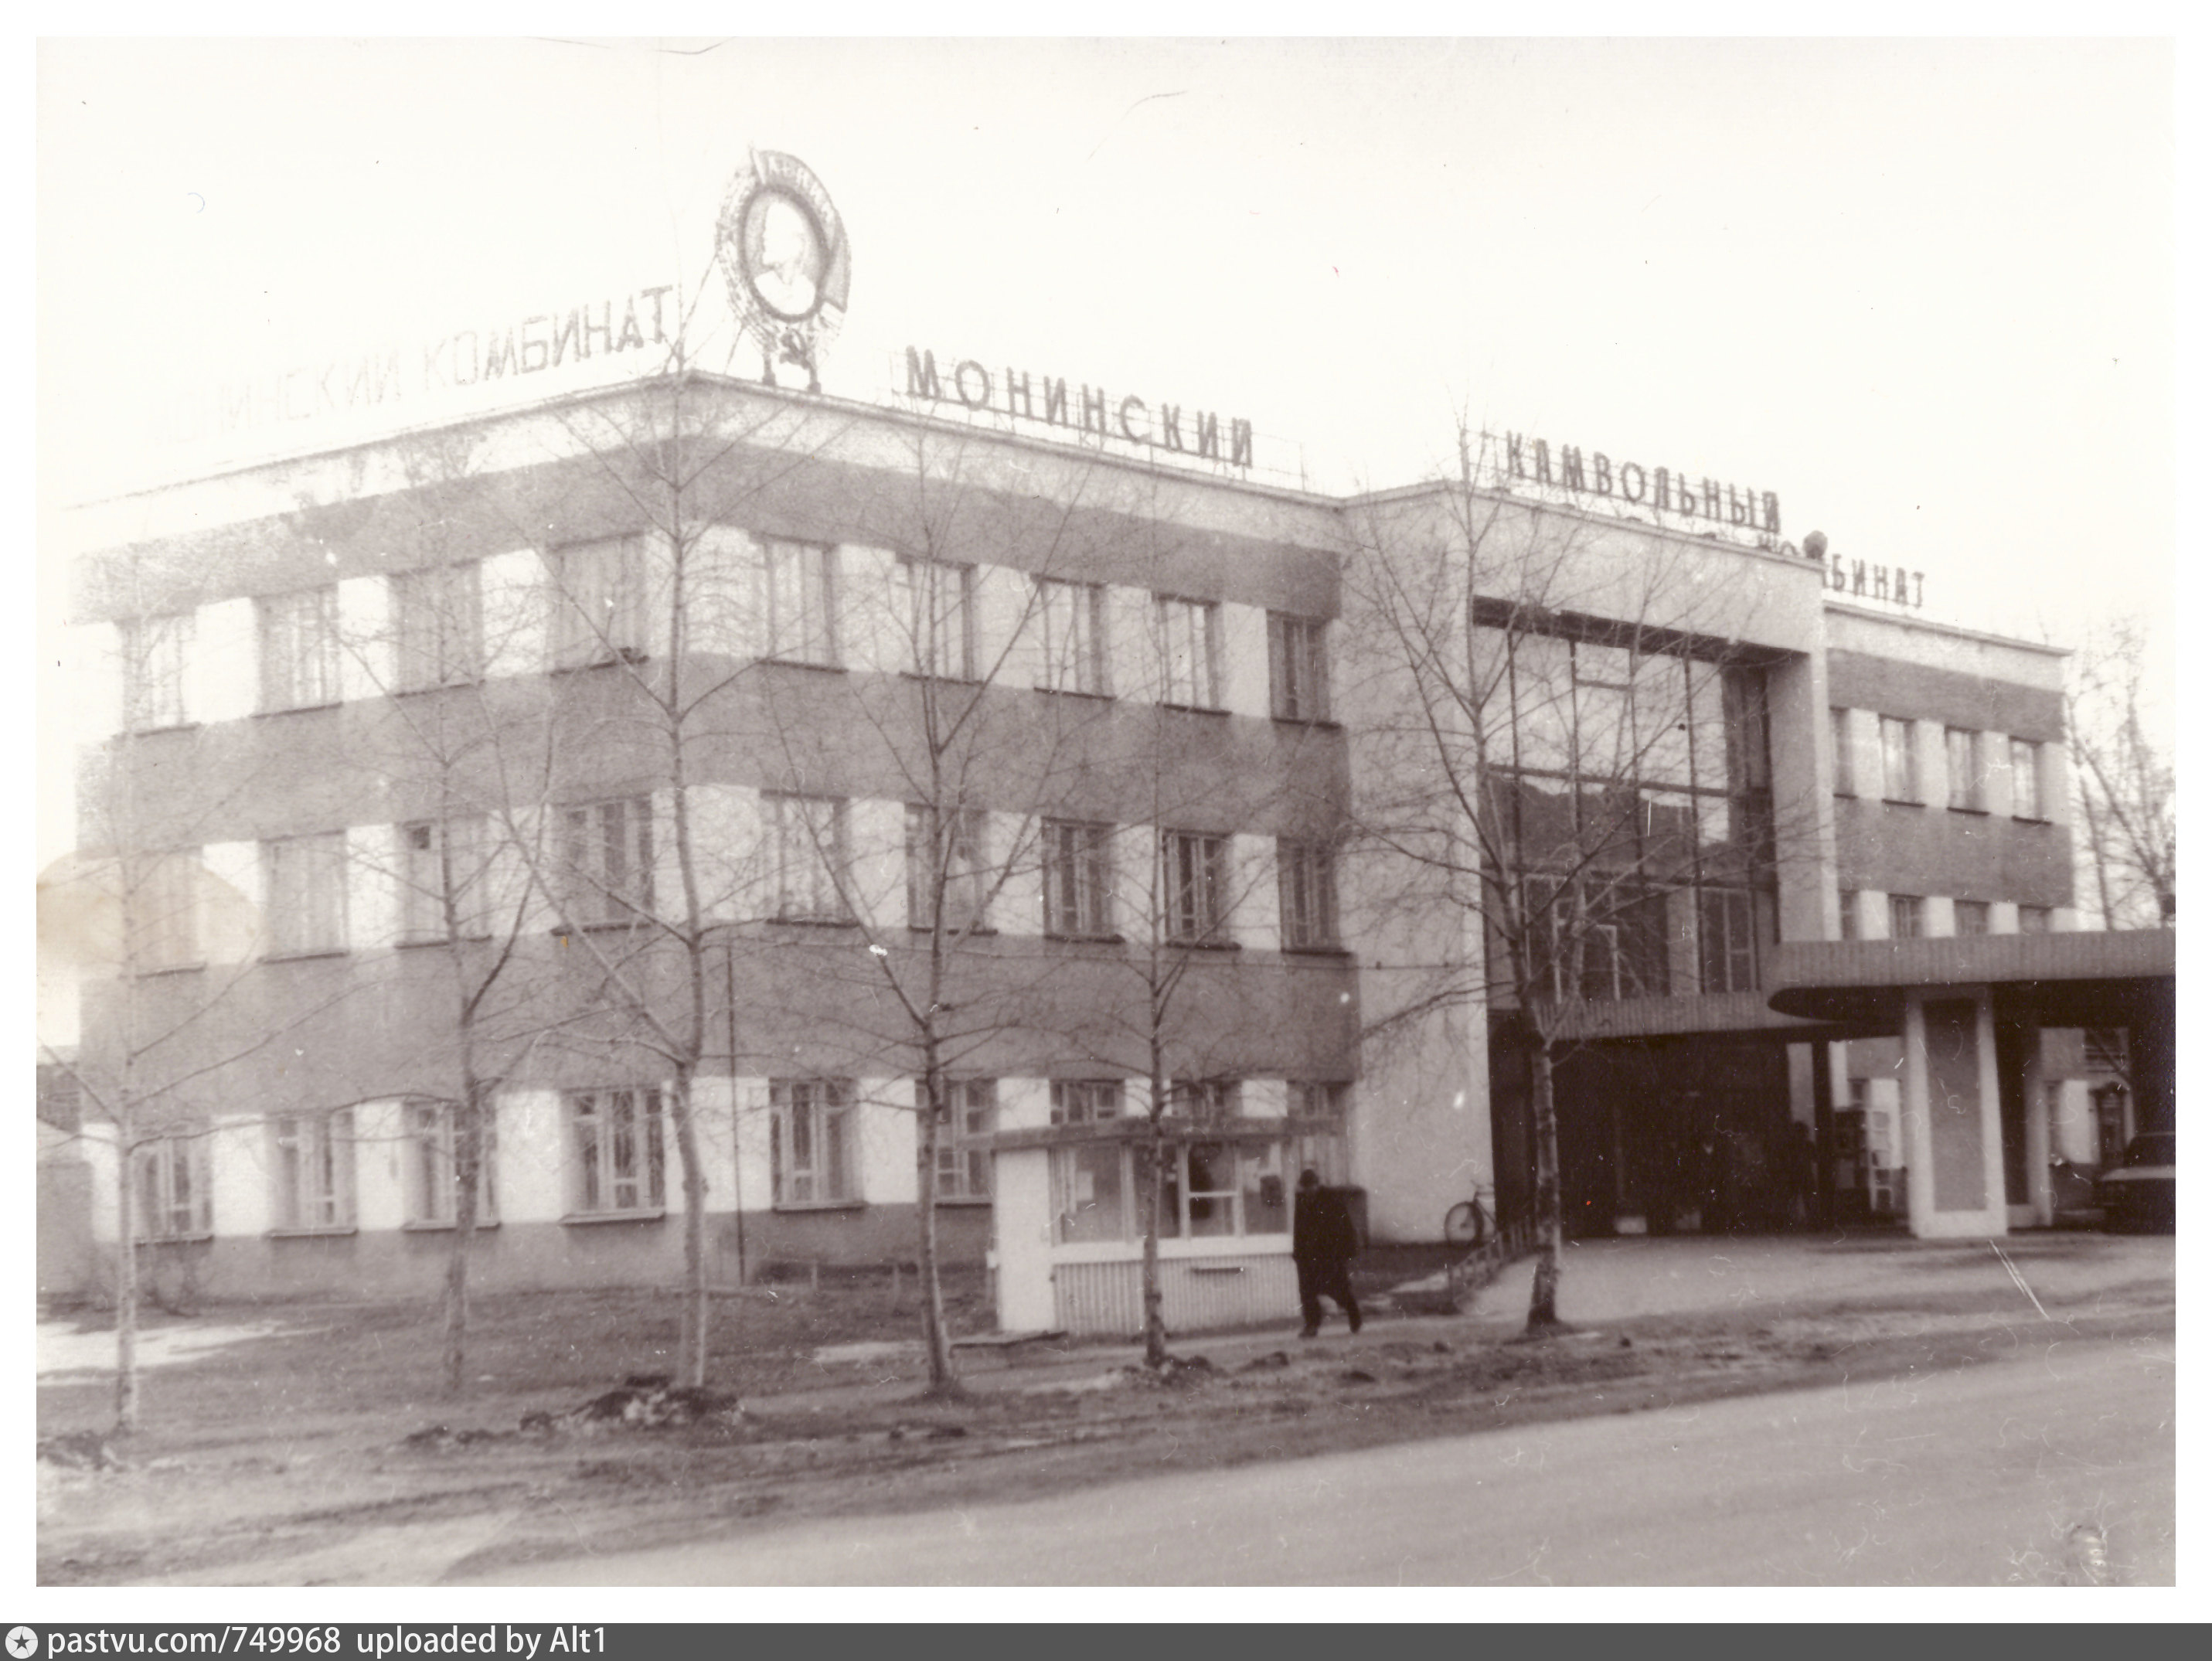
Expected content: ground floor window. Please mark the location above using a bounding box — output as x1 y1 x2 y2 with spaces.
407 1098 499 1225
133 1133 210 1240
922 1078 994 1201
569 1088 664 1214
1050 1138 1293 1244
771 1079 856 1205
1287 1081 1352 1186
271 1108 356 1230
1050 1079 1125 1125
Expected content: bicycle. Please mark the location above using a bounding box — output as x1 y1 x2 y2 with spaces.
1443 1185 1496 1249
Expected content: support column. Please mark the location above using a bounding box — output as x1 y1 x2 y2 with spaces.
1901 985 2010 1238
1810 1038 1836 1229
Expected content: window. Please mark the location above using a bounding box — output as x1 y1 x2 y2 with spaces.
1838 890 1860 941
1954 899 1991 936
1880 716 1918 802
559 798 653 928
1888 893 1924 939
1946 728 1983 811
271 1108 356 1230
260 587 341 711
1050 1079 1125 1125
764 539 839 666
406 1099 498 1225
1036 578 1106 695
1268 614 1329 722
1167 1079 1242 1123
551 536 650 669
1162 829 1230 945
1042 819 1115 938
906 805 989 933
123 613 192 731
2017 904 2052 934
1698 887 1758 993
1278 840 1338 948
924 1078 995 1202
897 558 975 679
2010 738 2044 819
393 562 484 691
1173 1140 1244 1237
128 850 202 972
265 832 349 956
570 1088 664 1214
767 795 850 922
771 1080 855 1205
1051 1142 1130 1244
400 818 488 945
1829 707 1853 795
133 1134 210 1240
1156 596 1221 709
1287 1082 1351 1186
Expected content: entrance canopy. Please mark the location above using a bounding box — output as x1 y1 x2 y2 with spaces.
1764 931 2174 1031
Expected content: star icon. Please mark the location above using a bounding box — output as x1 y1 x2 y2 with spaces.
8 1628 39 1659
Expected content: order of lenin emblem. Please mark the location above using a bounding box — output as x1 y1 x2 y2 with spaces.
716 150 851 392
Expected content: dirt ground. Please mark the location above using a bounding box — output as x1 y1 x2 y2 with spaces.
36 1237 2176 1586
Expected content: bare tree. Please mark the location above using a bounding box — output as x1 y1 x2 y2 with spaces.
2067 617 2173 930
1341 456 1810 1332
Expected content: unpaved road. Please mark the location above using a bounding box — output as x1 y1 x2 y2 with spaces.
463 1334 2173 1586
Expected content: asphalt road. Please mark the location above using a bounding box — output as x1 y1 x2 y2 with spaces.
462 1332 2174 1587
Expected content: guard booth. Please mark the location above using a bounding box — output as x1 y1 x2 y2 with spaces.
988 1092 1346 1336
1764 931 2173 1237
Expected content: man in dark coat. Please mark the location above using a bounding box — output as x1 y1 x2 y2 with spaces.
1292 1169 1361 1336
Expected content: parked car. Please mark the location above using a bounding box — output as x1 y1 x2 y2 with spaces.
2096 1132 2175 1233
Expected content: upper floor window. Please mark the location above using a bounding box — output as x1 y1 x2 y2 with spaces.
558 797 654 928
926 1078 995 1202
265 832 349 957
897 558 975 680
1041 819 1115 938
133 1133 210 1240
764 539 839 666
260 587 341 712
1268 614 1329 722
407 1098 498 1226
400 818 489 946
2017 904 2053 934
905 805 989 934
1287 1081 1351 1187
1167 1079 1243 1123
1838 889 1860 941
1278 840 1338 948
1954 899 1991 936
551 536 650 669
1036 578 1107 696
1880 716 1918 802
1829 707 1853 795
2010 738 2044 819
771 1079 855 1206
271 1108 356 1230
1888 893 1924 939
1162 829 1230 945
393 561 484 691
569 1087 663 1215
1946 728 1984 811
767 794 851 923
1156 597 1221 710
128 850 202 972
1050 1079 1125 1125
123 613 193 731
1698 887 1758 993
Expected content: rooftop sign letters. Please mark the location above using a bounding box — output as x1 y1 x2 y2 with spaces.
898 348 1255 472
1475 429 1786 552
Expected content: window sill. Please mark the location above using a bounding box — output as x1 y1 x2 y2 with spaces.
899 669 983 686
771 915 861 930
134 1232 214 1246
1271 715 1340 731
402 1219 503 1233
1169 938 1243 952
761 657 847 675
1043 931 1124 945
255 701 344 718
1160 703 1230 718
391 677 487 697
933 1196 992 1209
1946 805 1990 817
561 1209 666 1226
2012 815 2051 825
267 1226 358 1240
1880 798 1925 809
124 720 201 738
550 921 651 941
1281 942 1351 958
773 1199 866 1213
1031 685 1113 702
265 948 350 963
134 962 209 979
550 650 648 675
907 924 999 937
396 933 495 951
